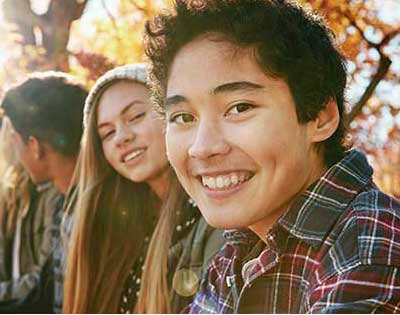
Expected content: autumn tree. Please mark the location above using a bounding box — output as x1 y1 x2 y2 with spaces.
69 0 170 85
0 0 165 90
303 0 399 120
303 0 400 197
1 0 89 71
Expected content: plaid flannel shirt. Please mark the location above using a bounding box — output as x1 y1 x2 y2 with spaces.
189 150 400 313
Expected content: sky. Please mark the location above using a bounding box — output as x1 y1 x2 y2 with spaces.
84 0 119 19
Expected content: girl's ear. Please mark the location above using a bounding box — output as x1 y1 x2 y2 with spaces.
309 100 340 144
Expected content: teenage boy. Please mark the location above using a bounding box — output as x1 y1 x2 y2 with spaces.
1 72 87 312
143 0 400 312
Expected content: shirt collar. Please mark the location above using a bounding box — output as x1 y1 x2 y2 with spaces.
223 229 261 262
35 181 53 193
277 149 373 248
223 229 258 245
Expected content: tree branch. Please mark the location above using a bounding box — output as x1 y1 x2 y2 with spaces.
381 28 400 47
343 12 380 49
348 55 392 122
2 0 36 45
343 11 399 122
46 0 88 21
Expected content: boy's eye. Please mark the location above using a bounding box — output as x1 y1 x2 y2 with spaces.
226 103 254 115
169 113 195 124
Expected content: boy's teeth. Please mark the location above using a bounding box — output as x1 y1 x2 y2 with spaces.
201 172 251 190
209 177 216 189
231 174 238 185
202 176 216 189
224 177 231 186
216 176 224 188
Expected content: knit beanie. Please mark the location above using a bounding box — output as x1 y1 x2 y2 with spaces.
83 63 147 128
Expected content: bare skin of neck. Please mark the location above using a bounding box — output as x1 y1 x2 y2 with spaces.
49 153 78 195
249 157 328 243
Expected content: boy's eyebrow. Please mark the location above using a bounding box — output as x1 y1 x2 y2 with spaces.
213 81 264 94
164 95 187 110
164 81 264 110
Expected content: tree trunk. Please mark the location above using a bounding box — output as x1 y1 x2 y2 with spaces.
2 0 89 71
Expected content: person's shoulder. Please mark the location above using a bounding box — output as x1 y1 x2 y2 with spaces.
348 187 400 265
315 186 400 283
327 185 400 268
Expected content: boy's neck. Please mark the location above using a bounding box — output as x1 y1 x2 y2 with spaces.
249 210 284 243
51 155 77 195
250 156 328 243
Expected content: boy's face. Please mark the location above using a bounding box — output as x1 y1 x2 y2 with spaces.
165 34 325 230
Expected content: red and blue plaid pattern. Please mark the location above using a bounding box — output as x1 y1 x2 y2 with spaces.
189 150 400 313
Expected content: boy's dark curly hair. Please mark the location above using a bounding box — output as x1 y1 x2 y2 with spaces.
144 0 349 166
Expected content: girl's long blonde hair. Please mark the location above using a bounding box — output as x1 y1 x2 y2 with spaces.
63 84 158 313
135 173 188 313
0 117 30 240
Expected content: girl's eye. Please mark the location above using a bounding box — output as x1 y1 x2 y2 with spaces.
100 130 115 140
226 103 254 115
128 112 146 123
169 113 195 124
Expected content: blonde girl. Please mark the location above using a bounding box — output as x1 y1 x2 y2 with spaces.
63 64 169 313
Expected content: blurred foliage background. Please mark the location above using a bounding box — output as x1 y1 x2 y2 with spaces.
0 0 399 198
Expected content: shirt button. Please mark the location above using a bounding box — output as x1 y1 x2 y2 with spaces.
266 232 279 254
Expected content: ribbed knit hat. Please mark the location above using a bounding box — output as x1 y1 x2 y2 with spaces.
83 63 147 128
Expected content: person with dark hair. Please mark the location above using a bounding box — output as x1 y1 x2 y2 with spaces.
2 72 86 183
1 72 87 313
141 0 400 313
0 117 59 313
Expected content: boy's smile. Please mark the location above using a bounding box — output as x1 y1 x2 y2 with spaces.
165 34 327 234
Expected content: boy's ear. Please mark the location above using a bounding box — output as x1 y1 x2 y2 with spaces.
309 100 340 143
27 136 45 160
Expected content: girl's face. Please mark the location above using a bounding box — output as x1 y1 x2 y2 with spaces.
97 81 168 185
